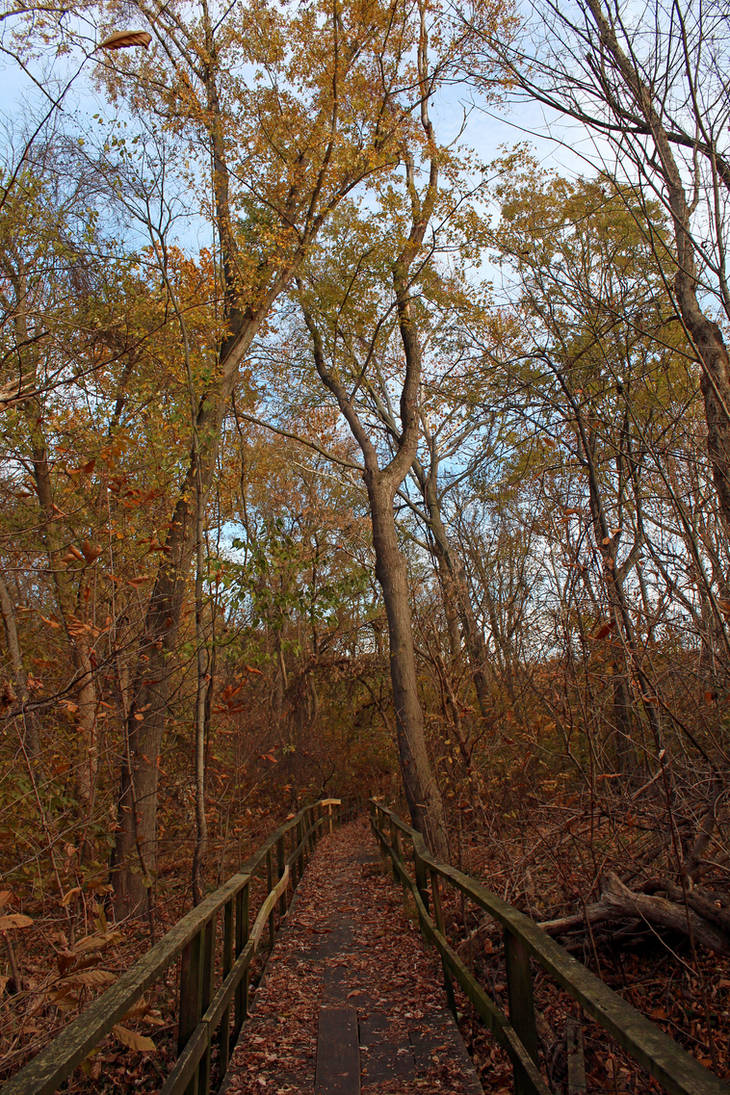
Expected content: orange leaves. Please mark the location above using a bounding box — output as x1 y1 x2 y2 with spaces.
215 682 244 715
144 536 171 556
66 616 97 639
59 542 102 567
67 459 96 477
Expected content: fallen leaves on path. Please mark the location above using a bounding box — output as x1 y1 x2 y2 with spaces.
224 817 481 1094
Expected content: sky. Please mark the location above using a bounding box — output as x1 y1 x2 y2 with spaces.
0 6 599 194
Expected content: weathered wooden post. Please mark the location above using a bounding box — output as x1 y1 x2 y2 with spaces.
303 805 313 854
218 897 234 1075
299 815 306 869
371 800 388 865
414 846 430 913
505 929 540 1095
178 919 209 1095
293 817 304 885
430 868 456 1017
234 881 249 1032
566 1018 586 1095
266 849 275 951
389 817 398 881
276 834 287 917
197 918 215 1093
319 797 342 835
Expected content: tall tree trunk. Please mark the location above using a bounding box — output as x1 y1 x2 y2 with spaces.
422 477 491 719
430 534 463 662
296 0 449 857
111 304 269 916
366 473 449 857
0 570 41 763
191 492 210 906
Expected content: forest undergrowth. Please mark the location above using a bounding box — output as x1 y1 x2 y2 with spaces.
2 744 729 1091
451 772 730 1091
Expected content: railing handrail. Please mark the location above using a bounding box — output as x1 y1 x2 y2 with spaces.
370 800 728 1095
2 798 341 1095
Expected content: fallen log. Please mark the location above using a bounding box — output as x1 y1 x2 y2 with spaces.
643 879 730 935
539 872 730 955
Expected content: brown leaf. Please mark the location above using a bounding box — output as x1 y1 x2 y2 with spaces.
98 30 152 51
112 1025 156 1052
0 913 33 930
65 968 116 988
80 540 103 565
590 620 615 641
72 930 122 955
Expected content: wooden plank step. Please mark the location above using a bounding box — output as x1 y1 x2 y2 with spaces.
409 1011 485 1095
315 1005 360 1095
359 1010 414 1085
566 1018 586 1095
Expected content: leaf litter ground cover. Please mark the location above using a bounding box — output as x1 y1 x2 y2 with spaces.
223 817 482 1094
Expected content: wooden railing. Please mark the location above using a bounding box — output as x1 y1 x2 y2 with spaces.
370 800 727 1095
2 798 342 1095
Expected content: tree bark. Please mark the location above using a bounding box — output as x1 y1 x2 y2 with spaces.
0 570 41 763
366 472 449 857
111 302 268 916
420 467 491 719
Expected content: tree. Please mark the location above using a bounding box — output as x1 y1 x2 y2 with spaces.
80 0 433 913
286 0 503 855
468 0 730 539
296 126 452 852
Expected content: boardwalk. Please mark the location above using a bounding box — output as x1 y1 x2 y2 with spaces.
4 801 723 1095
222 817 483 1095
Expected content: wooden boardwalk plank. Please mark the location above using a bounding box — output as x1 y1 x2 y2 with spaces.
315 1006 360 1095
